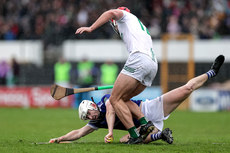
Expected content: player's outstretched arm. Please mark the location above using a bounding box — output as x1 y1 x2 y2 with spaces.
75 9 123 34
49 125 95 143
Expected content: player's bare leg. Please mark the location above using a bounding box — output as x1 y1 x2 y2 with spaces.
163 73 208 116
163 55 225 117
110 73 144 127
109 73 144 143
123 83 147 120
125 81 152 119
110 73 154 144
125 100 143 119
121 76 156 141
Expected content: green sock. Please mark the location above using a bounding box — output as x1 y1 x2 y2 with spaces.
139 117 148 125
128 126 139 138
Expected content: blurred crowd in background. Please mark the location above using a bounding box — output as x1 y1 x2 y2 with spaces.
0 0 230 46
0 0 230 87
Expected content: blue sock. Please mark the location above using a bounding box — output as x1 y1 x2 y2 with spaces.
206 70 216 79
150 131 162 141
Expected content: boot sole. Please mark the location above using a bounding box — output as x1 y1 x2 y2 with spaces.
141 125 155 140
212 55 225 73
162 128 173 144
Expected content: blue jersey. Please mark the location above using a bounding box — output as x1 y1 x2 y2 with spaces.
88 94 142 130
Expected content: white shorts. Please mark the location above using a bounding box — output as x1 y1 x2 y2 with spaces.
121 52 158 87
141 96 170 131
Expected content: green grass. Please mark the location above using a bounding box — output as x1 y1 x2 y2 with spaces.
0 108 230 153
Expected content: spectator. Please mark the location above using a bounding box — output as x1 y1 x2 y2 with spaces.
76 4 89 27
77 58 95 86
11 57 20 85
148 17 161 39
100 60 118 85
0 0 230 41
54 58 71 87
167 15 181 34
76 58 97 107
0 60 10 86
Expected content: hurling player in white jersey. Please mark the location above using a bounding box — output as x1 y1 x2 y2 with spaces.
76 7 157 144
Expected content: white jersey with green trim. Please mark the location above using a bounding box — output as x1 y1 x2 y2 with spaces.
116 10 154 59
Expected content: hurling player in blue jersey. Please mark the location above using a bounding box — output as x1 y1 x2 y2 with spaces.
49 55 224 144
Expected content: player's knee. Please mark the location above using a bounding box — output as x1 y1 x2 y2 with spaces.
110 95 130 105
121 92 134 102
183 83 194 94
121 96 130 102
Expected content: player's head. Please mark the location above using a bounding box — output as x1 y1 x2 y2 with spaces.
117 7 130 13
78 100 99 120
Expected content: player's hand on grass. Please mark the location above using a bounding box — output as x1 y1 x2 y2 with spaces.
75 27 93 34
104 133 114 143
49 138 59 144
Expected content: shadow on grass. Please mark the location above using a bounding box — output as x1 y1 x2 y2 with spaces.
17 138 173 146
23 141 169 146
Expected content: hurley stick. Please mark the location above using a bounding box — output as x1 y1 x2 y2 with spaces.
50 84 113 100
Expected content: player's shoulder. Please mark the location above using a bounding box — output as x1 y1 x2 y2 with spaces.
117 10 136 22
96 94 110 112
101 94 110 103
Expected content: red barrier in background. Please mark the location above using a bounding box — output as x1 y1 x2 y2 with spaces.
0 87 73 108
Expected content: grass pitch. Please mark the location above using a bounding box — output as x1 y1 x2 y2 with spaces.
0 108 229 153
